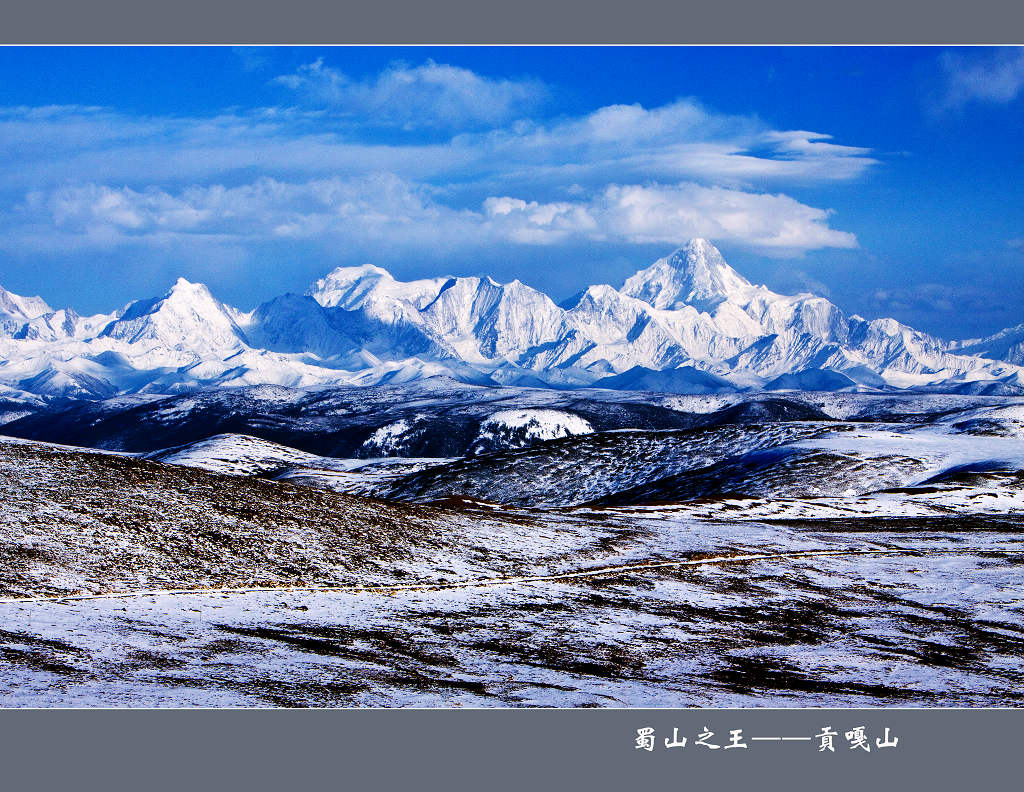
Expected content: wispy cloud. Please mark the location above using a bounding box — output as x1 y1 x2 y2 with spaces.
870 283 992 316
464 101 876 190
938 49 1024 110
0 60 875 263
0 96 875 193
485 183 856 251
12 176 487 254
10 175 856 257
233 46 271 73
273 59 547 129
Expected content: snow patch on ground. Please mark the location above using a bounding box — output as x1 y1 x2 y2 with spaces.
279 457 458 497
0 410 33 425
660 394 739 414
147 434 323 476
359 415 430 456
470 409 593 454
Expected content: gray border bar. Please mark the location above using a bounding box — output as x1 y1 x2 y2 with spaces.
1 709 1020 791
1 0 1024 44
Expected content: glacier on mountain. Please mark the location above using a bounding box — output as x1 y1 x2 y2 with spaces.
0 238 1022 399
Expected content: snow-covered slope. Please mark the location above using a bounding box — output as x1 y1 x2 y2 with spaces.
469 408 593 455
0 285 51 328
0 240 1021 398
145 433 326 476
100 278 246 354
4 429 1023 707
952 322 1024 366
366 407 1024 509
623 239 760 314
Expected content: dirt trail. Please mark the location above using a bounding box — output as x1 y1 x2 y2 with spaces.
4 545 1023 604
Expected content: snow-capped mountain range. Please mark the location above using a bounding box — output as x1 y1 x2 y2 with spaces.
1 239 1022 399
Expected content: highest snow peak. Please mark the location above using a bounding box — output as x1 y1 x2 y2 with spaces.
1 240 1022 399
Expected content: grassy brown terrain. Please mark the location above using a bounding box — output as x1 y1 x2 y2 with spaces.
0 439 572 598
2 434 1024 707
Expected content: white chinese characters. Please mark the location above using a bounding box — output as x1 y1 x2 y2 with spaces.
636 726 900 754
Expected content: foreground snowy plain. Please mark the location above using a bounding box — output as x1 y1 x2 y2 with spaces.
4 518 1022 707
1 389 1023 706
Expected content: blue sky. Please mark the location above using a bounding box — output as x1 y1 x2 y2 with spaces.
0 46 1021 339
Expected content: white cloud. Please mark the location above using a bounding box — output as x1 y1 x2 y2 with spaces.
0 105 472 194
466 100 876 188
13 176 856 256
14 176 486 254
761 129 873 162
0 96 875 195
0 65 874 262
485 183 857 251
870 283 989 315
273 59 546 128
483 196 599 243
939 49 1024 109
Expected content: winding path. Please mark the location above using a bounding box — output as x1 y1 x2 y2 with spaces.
3 545 1023 604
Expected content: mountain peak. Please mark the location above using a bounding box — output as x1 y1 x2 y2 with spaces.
621 238 754 312
0 284 53 321
4 245 1022 399
309 263 452 313
166 277 215 300
321 263 391 283
100 277 244 351
682 237 714 254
